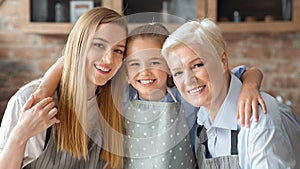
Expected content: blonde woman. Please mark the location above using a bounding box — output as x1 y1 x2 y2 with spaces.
0 7 127 169
162 19 300 169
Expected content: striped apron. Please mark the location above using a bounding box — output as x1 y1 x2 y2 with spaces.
23 133 107 169
196 125 240 169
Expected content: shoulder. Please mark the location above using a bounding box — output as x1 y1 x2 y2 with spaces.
247 91 288 131
3 79 41 119
13 79 41 101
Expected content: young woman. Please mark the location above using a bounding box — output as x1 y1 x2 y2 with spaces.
0 7 127 169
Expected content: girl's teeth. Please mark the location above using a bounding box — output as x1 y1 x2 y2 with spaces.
96 65 109 72
140 80 154 84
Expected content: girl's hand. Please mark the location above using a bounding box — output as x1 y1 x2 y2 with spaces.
15 95 60 142
236 83 267 128
32 86 48 106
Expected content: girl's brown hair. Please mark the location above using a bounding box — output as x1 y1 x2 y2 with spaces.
126 23 174 87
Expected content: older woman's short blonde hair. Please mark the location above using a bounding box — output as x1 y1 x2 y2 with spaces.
162 18 226 60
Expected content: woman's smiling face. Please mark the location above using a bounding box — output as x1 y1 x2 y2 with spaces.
166 45 212 108
86 23 126 86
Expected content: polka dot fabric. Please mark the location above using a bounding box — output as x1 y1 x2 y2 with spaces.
124 99 197 169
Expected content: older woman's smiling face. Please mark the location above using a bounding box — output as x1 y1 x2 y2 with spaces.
165 44 228 112
165 45 212 108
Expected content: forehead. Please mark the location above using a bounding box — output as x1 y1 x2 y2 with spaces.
94 23 127 44
127 38 162 52
126 38 163 60
168 45 198 60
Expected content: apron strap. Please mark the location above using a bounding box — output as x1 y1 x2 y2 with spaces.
167 87 178 102
133 87 178 102
197 125 239 157
43 126 52 150
197 125 212 158
230 130 238 155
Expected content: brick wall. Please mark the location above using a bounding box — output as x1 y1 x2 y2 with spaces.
0 0 300 122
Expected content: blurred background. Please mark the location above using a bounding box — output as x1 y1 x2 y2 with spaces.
0 0 299 122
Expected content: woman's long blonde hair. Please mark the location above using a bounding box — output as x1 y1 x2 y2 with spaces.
55 7 127 169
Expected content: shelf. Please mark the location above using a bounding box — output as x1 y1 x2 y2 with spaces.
207 0 300 33
218 21 300 33
22 22 73 35
22 0 300 34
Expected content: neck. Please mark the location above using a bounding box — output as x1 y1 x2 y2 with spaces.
138 88 167 101
206 71 231 121
87 81 97 100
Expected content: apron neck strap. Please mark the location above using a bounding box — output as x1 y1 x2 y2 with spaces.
133 87 178 102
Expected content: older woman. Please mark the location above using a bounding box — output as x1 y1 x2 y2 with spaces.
162 19 300 169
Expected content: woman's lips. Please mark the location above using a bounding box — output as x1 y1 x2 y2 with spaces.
95 64 111 74
188 86 205 96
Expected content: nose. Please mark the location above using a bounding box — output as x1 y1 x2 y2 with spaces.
184 69 197 86
101 50 113 64
139 68 152 77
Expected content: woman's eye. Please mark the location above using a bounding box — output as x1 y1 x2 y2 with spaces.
173 71 183 77
193 63 204 69
114 49 124 55
94 43 104 48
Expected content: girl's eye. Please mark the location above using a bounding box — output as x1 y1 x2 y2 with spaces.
193 63 204 69
150 61 160 65
129 62 139 67
114 49 124 55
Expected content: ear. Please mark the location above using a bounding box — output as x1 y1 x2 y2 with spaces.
221 52 229 73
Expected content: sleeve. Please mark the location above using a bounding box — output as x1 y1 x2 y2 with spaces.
246 128 297 169
0 93 26 149
240 93 299 169
0 81 46 167
231 65 247 78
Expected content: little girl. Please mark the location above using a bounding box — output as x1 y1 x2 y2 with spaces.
119 23 197 168
32 23 265 168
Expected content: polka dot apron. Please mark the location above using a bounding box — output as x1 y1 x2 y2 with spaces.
124 88 197 169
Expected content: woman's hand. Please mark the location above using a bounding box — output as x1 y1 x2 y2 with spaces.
236 83 267 128
15 95 60 143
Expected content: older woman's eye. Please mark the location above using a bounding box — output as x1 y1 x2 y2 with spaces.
193 63 204 69
173 71 183 77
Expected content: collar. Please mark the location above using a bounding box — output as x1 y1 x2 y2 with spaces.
212 74 242 131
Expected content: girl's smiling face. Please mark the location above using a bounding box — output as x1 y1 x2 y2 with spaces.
126 38 169 101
